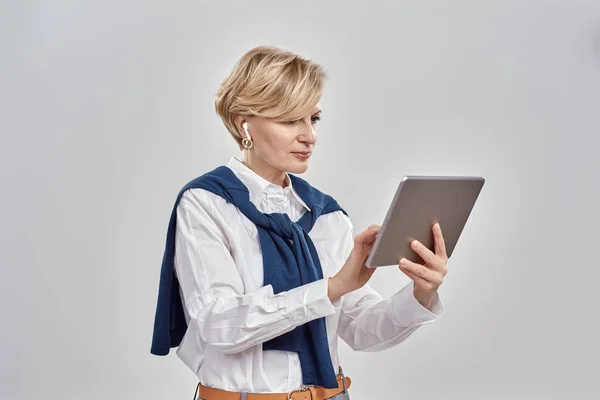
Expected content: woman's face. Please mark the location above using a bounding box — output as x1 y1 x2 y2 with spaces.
241 105 322 175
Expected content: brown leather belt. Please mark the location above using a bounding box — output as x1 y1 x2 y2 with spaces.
197 375 351 400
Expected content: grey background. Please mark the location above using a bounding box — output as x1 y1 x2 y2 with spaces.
2 1 599 399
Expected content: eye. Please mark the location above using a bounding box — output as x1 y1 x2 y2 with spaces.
282 115 321 125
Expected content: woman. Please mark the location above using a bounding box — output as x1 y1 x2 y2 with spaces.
150 46 448 400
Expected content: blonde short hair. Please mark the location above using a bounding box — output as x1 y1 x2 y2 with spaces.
215 46 327 149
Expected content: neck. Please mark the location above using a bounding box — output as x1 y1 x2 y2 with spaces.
242 151 288 188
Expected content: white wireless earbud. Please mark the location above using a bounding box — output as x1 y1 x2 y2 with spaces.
241 122 253 149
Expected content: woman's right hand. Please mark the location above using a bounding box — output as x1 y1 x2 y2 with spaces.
328 224 381 302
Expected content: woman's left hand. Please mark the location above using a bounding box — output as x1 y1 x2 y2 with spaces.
398 222 448 310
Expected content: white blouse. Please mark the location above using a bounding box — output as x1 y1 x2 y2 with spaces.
173 156 444 393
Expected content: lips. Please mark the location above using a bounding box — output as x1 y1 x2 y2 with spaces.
292 151 311 160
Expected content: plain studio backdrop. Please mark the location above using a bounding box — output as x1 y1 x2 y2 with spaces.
2 1 600 399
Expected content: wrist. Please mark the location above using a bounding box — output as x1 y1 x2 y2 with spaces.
413 287 436 310
327 276 346 303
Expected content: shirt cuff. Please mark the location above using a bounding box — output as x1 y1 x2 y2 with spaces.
390 283 445 327
286 279 337 326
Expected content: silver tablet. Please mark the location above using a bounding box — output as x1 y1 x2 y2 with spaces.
365 175 485 268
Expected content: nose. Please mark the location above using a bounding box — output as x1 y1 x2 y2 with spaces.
299 120 317 145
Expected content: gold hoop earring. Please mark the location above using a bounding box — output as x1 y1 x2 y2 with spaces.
242 138 253 149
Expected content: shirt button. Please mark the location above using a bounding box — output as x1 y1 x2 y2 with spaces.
294 360 299 366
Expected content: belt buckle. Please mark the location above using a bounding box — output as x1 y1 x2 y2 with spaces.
336 366 347 392
287 384 310 400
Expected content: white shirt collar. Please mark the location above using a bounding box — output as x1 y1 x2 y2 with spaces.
226 156 311 212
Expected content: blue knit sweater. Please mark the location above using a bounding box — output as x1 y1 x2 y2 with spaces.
150 165 347 388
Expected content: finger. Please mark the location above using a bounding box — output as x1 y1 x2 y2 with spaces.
432 223 448 260
354 231 371 243
398 265 438 290
410 240 443 270
355 232 376 245
398 265 426 284
359 224 380 237
355 225 381 244
368 224 381 237
366 224 381 238
368 232 378 244
399 258 443 286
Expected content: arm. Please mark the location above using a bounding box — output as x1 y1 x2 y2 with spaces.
174 189 336 355
331 213 445 352
338 283 443 352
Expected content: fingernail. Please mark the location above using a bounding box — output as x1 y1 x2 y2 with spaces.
412 240 418 247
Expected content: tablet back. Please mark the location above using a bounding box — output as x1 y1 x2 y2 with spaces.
365 176 485 268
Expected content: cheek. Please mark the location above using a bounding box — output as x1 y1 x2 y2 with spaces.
260 128 296 151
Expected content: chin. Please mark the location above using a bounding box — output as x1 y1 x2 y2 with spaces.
286 160 310 174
